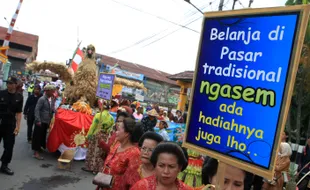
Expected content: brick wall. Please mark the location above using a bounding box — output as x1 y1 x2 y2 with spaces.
0 27 39 73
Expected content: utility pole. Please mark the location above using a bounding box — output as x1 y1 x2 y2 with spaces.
232 0 237 10
0 0 24 85
184 0 204 15
249 0 254 7
218 0 225 11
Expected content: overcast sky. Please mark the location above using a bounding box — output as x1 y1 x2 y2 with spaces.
0 0 287 74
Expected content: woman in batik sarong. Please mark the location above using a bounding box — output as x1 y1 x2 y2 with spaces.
82 101 114 174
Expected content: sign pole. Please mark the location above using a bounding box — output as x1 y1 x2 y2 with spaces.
183 5 310 180
215 161 226 190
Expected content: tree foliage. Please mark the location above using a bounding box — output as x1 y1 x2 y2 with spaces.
285 0 310 143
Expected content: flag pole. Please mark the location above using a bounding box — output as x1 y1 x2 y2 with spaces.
0 0 24 73
69 41 82 68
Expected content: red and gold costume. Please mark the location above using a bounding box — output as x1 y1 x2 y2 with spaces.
130 175 193 190
98 142 140 190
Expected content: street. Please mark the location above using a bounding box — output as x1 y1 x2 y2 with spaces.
0 92 95 190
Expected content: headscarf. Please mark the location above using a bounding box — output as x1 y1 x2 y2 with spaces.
279 142 292 157
87 110 115 139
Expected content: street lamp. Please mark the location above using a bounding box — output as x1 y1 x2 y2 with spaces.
184 0 204 15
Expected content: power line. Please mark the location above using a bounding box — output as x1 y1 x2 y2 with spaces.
142 15 202 48
109 0 199 33
107 8 200 55
142 0 218 47
238 0 245 8
107 30 169 55
184 0 204 15
107 1 212 55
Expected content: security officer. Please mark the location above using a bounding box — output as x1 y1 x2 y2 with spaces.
0 76 23 175
27 82 34 96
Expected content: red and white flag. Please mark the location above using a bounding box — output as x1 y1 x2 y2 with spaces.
71 48 83 72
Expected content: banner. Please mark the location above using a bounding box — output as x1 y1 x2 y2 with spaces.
106 65 144 81
96 73 115 100
183 6 310 179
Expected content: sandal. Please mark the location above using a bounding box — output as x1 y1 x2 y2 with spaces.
33 155 44 160
81 167 92 172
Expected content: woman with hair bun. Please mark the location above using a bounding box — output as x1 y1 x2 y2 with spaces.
97 118 143 190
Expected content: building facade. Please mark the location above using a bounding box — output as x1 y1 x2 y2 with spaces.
0 26 39 75
97 54 180 106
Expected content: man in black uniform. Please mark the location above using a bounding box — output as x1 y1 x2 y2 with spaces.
0 76 23 175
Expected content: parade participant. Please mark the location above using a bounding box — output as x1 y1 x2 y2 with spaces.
133 106 143 121
281 131 288 142
141 109 158 133
157 109 165 121
96 118 142 190
98 112 130 154
110 99 119 113
120 99 133 115
178 149 203 187
123 132 163 189
23 85 42 143
163 111 170 121
32 84 56 160
0 76 23 175
168 110 175 122
298 137 310 190
82 100 114 174
201 157 253 190
175 110 184 123
262 142 291 190
130 104 136 114
131 142 191 190
53 86 60 98
27 82 34 96
158 121 170 141
16 80 24 95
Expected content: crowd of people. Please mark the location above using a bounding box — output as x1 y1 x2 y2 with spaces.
0 76 309 190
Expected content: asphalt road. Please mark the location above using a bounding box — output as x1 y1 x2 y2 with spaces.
0 92 95 190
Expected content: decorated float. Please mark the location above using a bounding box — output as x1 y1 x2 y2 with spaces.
26 44 148 160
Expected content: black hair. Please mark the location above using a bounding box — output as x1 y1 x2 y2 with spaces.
160 121 168 129
138 131 164 147
201 157 219 185
201 157 253 190
116 112 129 120
122 118 143 143
150 142 188 171
34 85 41 90
131 122 144 143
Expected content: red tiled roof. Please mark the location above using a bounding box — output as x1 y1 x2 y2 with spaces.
99 54 177 86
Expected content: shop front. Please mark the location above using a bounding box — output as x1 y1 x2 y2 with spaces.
144 80 180 106
104 65 146 100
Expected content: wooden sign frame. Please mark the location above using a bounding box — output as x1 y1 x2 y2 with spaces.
96 72 115 101
183 5 310 180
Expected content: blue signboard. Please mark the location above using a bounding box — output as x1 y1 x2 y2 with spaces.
106 65 144 81
184 7 308 178
96 73 115 100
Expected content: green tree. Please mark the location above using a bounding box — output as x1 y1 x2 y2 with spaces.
286 0 310 144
